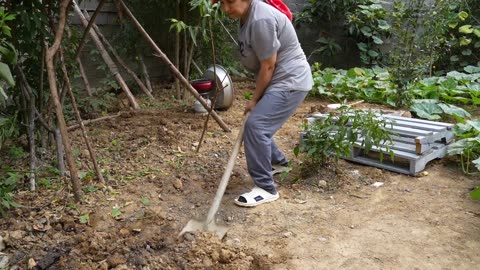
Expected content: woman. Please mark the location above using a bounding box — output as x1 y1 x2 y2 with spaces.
219 0 313 207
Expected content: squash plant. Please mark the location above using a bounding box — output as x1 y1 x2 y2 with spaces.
447 118 480 199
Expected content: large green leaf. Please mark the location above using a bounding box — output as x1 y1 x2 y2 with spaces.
458 11 469 21
377 20 390 30
459 25 474 34
0 43 17 64
0 62 14 86
410 101 442 120
447 139 471 155
437 103 471 118
464 65 480 74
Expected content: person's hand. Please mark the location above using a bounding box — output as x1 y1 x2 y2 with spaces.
244 100 257 115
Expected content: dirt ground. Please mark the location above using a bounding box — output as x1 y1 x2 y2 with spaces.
1 80 480 270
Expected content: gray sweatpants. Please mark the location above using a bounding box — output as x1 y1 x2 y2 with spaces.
244 90 308 194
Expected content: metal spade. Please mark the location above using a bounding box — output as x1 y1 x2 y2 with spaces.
179 114 248 239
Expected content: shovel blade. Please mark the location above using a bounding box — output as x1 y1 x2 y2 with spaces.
179 219 229 239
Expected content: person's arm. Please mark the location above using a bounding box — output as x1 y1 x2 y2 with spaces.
245 52 277 114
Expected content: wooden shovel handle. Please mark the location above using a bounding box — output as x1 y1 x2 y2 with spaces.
205 114 249 224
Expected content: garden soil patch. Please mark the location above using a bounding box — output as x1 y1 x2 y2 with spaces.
1 81 479 269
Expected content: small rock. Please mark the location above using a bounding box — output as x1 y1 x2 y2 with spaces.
371 182 384 188
27 258 37 269
203 257 213 267
291 184 300 191
0 255 9 269
318 237 328 242
318 180 327 188
283 231 293 238
173 179 183 190
119 228 130 236
131 255 147 266
113 264 129 270
9 230 26 240
183 232 195 241
418 171 429 177
107 253 126 268
0 235 5 251
82 149 90 157
350 225 355 229
219 249 234 263
211 250 220 262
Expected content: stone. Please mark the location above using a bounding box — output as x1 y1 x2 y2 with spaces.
173 179 183 190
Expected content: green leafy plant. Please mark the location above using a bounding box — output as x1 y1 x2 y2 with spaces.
294 107 394 165
111 206 122 219
0 171 22 216
308 37 342 59
79 214 90 224
410 99 471 120
0 113 19 150
447 119 480 175
244 91 253 100
311 65 398 106
345 0 391 65
387 0 459 106
434 0 480 71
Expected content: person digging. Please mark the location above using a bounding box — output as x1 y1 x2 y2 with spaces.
217 0 313 207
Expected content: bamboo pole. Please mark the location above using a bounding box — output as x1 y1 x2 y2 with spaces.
67 112 122 132
72 0 139 110
74 0 107 60
45 0 82 201
117 0 230 132
84 11 154 99
175 0 181 99
59 47 105 184
139 54 153 93
77 58 92 96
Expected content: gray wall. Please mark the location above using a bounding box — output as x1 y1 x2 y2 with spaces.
70 0 171 90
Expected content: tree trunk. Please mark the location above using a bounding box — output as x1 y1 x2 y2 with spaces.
54 129 66 177
117 0 230 132
45 0 82 202
16 66 37 191
72 1 139 110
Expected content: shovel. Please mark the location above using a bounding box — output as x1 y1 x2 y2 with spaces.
179 114 249 239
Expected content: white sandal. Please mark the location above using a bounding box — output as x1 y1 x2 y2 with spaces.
234 186 279 207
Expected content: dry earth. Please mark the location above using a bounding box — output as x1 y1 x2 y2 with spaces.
0 81 479 270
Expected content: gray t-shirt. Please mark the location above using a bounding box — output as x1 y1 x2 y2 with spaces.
238 0 313 92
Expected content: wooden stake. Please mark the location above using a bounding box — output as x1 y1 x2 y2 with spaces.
59 47 105 184
45 0 82 202
72 0 139 110
117 0 230 132
139 54 153 93
77 58 92 96
67 112 122 132
84 11 154 99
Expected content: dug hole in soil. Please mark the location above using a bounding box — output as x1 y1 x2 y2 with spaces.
0 81 479 270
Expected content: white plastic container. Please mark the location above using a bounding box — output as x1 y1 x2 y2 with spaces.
193 98 212 113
